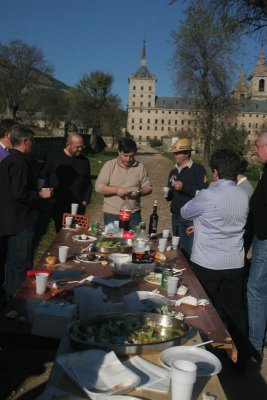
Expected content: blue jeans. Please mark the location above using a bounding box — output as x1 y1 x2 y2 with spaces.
172 214 193 260
104 211 141 231
4 225 35 298
247 237 267 350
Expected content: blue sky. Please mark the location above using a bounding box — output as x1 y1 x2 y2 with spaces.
0 0 262 108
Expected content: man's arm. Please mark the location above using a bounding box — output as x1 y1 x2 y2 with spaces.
180 189 207 220
176 165 208 198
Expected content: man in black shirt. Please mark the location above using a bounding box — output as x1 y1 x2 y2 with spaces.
165 138 208 259
0 125 53 300
41 132 93 232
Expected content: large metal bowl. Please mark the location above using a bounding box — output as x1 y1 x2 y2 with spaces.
94 238 133 253
67 312 190 355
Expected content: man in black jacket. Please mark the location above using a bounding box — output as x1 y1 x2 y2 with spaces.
0 125 53 300
165 138 208 259
41 132 93 232
247 131 267 360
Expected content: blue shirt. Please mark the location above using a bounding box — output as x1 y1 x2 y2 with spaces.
181 180 249 270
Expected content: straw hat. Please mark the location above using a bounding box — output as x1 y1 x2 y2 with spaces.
172 138 193 152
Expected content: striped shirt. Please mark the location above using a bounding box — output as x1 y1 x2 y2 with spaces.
181 180 249 270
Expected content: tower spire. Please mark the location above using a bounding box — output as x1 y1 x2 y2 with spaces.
141 40 146 67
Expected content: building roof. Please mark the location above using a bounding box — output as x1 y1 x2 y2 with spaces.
131 41 156 79
250 47 267 78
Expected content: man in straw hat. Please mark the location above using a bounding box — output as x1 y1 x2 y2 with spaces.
164 138 208 260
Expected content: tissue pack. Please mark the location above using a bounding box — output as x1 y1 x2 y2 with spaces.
31 302 78 338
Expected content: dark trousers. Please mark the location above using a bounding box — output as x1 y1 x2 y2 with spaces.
0 237 7 288
191 262 247 336
4 225 35 298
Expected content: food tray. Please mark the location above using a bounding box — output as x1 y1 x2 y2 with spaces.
67 312 190 355
95 238 133 253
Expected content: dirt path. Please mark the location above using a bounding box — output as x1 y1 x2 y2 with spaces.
1 148 267 399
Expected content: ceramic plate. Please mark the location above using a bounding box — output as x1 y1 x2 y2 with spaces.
159 346 222 376
76 254 100 263
56 349 140 397
144 272 162 285
135 291 174 306
72 235 97 242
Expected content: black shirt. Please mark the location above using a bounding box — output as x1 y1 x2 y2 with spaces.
0 150 39 236
166 162 208 217
249 163 267 240
41 150 93 204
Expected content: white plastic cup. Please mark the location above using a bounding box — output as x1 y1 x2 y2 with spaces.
172 236 180 250
167 276 179 296
71 203 79 214
58 246 69 263
163 186 170 198
158 238 168 252
35 273 49 295
65 216 73 228
162 229 170 239
171 359 197 400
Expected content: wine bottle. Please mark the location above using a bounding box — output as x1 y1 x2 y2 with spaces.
148 200 158 239
119 196 131 231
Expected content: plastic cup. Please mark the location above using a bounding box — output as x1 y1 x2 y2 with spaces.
162 229 170 239
172 236 180 250
171 360 197 400
58 246 69 263
158 238 168 252
65 216 73 228
71 203 78 214
163 186 170 198
167 276 179 296
35 273 49 295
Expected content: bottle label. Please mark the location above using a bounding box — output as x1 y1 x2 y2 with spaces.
122 230 134 239
119 209 131 221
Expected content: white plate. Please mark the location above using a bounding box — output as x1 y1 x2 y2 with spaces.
136 291 174 306
159 346 222 377
76 254 101 263
72 235 97 242
144 272 162 285
56 349 140 398
102 397 139 399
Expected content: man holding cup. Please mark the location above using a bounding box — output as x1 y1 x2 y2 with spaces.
41 132 93 232
165 138 208 260
0 125 53 301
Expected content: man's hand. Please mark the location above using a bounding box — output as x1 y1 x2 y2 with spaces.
172 180 183 191
38 188 53 199
116 187 130 197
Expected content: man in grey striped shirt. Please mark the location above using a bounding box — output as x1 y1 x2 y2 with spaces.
181 149 249 365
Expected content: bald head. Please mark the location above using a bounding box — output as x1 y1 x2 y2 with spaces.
255 131 267 163
65 132 84 157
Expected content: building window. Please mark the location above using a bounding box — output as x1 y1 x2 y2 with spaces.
162 110 165 114
155 126 157 131
256 114 259 118
133 101 135 106
147 136 150 140
139 135 142 141
149 86 151 91
155 119 158 123
148 102 151 107
169 111 171 114
161 119 164 124
175 111 178 114
168 127 171 132
139 118 142 123
139 126 142 130
155 110 158 113
140 102 143 107
131 125 134 129
148 95 151 98
133 94 135 98
256 123 258 128
168 120 171 124
147 119 150 123
140 94 143 98
133 86 136 90
141 86 144 90
175 120 177 125
259 79 265 92
147 126 150 130
181 120 184 125
175 127 177 132
188 120 191 125
131 118 134 123
161 127 164 131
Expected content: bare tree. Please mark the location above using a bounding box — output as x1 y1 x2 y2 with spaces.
169 0 267 34
171 4 237 164
0 39 54 119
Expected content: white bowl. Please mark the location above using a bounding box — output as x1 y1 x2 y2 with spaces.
109 253 132 274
